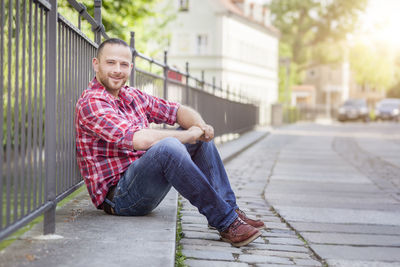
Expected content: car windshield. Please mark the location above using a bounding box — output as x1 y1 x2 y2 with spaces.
379 102 399 108
343 100 365 107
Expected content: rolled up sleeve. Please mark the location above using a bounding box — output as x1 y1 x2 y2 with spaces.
78 98 143 151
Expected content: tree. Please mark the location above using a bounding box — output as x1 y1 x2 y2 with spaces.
269 0 367 69
349 42 395 92
58 0 176 56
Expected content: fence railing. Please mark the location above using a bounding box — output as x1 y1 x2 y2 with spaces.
0 0 259 241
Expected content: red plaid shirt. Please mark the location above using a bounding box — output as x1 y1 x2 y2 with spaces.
75 77 180 208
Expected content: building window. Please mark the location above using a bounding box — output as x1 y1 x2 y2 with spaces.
177 33 190 53
196 34 208 55
179 0 189 12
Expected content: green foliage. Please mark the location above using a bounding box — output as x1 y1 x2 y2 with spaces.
269 0 367 67
269 0 368 101
349 42 395 91
175 197 187 267
277 44 302 104
58 0 176 57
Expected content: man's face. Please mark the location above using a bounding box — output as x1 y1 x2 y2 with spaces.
92 44 133 95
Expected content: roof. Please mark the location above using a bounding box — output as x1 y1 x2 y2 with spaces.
291 85 316 92
218 0 280 36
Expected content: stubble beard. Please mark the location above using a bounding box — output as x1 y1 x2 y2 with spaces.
98 74 128 96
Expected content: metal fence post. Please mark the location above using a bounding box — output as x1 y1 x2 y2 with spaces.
44 0 58 235
201 70 205 90
185 62 189 105
163 51 169 128
94 0 102 44
163 50 169 100
212 76 216 94
129 31 136 87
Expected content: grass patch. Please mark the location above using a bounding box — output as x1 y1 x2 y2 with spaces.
175 196 187 267
0 184 85 251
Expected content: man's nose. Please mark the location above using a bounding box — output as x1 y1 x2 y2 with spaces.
113 63 122 73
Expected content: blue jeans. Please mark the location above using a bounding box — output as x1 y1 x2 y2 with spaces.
109 137 239 232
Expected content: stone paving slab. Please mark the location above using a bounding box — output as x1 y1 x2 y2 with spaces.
290 222 400 235
272 206 400 226
302 232 400 246
178 136 323 266
311 245 400 262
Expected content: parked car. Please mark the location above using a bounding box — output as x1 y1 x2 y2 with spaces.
337 99 370 122
375 98 400 121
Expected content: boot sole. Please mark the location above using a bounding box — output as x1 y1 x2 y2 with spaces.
221 231 262 247
210 225 266 230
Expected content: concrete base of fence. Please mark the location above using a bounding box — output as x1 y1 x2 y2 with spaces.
0 128 269 267
271 103 283 126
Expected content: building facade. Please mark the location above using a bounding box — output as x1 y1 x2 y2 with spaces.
167 0 279 125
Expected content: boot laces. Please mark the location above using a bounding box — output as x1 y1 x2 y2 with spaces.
231 217 245 230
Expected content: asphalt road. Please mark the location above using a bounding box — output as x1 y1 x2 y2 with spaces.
264 121 400 267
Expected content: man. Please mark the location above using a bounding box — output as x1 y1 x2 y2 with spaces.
75 38 265 247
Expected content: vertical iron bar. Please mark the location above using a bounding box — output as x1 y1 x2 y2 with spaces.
163 51 168 129
129 31 135 87
67 27 72 188
26 0 33 213
0 0 5 228
32 1 38 209
185 62 189 106
20 0 27 218
69 30 76 188
43 0 57 235
56 20 61 195
38 7 44 206
6 0 14 227
94 0 102 45
61 26 67 192
13 0 21 222
201 70 204 90
212 77 216 94
163 50 168 100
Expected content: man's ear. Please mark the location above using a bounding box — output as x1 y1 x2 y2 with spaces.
92 57 99 72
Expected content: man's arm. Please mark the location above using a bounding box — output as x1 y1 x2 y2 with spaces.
176 105 214 142
132 126 203 151
132 105 213 151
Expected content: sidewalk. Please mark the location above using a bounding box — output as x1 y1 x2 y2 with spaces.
0 128 269 267
264 123 400 267
178 129 324 266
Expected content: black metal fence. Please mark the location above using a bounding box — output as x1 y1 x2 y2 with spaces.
0 0 259 241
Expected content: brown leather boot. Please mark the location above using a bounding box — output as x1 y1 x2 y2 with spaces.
236 209 265 229
220 218 261 247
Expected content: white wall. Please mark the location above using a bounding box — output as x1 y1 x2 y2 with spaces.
168 0 279 124
221 15 278 124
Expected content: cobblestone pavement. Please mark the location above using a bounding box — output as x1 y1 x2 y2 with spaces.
178 135 324 267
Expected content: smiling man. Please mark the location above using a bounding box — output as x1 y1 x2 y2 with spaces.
75 38 265 247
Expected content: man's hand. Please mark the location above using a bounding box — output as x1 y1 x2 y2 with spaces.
199 124 214 142
187 126 205 144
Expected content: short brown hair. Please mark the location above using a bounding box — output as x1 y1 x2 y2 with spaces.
96 38 131 58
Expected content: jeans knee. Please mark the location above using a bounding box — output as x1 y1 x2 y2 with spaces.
156 137 186 155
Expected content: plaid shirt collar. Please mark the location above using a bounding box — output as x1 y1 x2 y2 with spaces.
89 77 134 105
